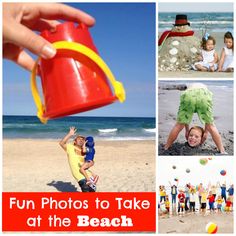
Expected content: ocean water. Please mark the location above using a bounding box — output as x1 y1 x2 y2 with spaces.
159 12 233 32
3 116 156 140
158 80 233 89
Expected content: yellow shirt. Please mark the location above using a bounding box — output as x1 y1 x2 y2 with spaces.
66 143 91 181
201 192 207 203
217 199 223 204
160 190 166 196
165 200 170 208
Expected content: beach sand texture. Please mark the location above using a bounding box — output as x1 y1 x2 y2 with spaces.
158 83 233 155
158 32 233 78
159 212 233 233
3 140 155 192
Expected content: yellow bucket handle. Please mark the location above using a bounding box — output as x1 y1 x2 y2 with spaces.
31 41 126 124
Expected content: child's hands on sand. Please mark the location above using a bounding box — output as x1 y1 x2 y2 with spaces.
3 3 95 71
69 126 77 136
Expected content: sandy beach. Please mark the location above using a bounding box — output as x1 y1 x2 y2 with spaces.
158 31 233 78
3 139 155 192
158 82 234 155
159 212 234 233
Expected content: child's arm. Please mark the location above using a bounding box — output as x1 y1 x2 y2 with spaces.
201 127 209 144
184 124 189 140
59 127 76 151
210 51 218 65
82 140 88 153
217 48 226 72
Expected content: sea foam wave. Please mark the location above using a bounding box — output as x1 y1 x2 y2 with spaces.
98 128 118 133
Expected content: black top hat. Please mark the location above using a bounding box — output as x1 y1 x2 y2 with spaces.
174 14 190 26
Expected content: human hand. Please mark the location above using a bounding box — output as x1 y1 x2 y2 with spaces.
69 126 77 136
3 3 95 71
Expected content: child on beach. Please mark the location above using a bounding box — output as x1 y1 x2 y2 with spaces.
159 185 167 202
200 188 208 215
193 34 218 72
189 188 197 212
207 191 215 212
218 31 234 72
216 195 223 213
164 83 227 154
225 197 232 212
80 136 99 185
177 189 185 214
165 196 170 214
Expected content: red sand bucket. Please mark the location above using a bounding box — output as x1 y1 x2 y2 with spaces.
31 22 125 123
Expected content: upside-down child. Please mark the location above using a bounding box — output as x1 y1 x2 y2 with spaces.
164 83 227 154
80 136 99 185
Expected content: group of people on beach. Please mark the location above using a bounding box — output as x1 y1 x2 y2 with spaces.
159 182 234 216
193 31 234 73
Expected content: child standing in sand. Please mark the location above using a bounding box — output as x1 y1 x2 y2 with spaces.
193 34 218 72
189 188 196 212
216 195 223 213
207 191 215 212
159 186 167 202
165 196 170 214
177 189 185 214
200 189 208 215
225 197 232 212
218 32 234 72
164 83 226 154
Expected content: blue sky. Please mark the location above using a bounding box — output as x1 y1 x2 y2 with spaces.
3 3 155 118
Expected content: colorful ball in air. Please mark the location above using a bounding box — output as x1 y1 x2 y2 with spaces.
199 158 208 165
208 157 213 160
186 168 190 173
206 222 218 234
172 165 176 169
174 178 178 182
220 170 226 176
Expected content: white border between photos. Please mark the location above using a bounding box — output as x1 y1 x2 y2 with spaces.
157 0 235 235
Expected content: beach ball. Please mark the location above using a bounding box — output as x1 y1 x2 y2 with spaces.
206 222 218 234
174 178 179 182
208 157 213 160
220 170 226 176
186 168 190 173
172 165 176 169
199 158 208 165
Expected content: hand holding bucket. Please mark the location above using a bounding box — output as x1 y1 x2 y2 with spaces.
31 22 125 124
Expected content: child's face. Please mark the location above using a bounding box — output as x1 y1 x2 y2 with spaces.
188 129 202 147
206 39 215 51
225 38 233 49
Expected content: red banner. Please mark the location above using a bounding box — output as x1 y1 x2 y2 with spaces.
2 192 156 232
